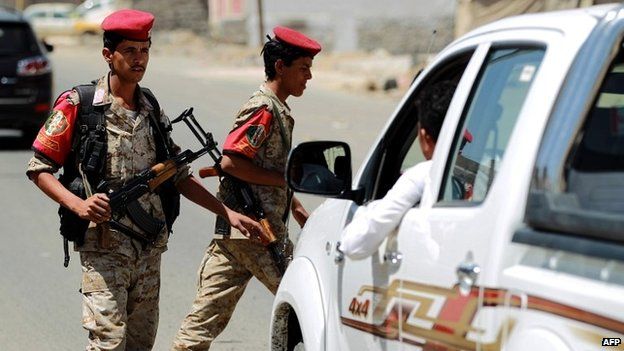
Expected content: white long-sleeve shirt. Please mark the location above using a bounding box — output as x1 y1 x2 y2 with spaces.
339 160 432 260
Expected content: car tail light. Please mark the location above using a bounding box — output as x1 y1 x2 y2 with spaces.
17 56 51 76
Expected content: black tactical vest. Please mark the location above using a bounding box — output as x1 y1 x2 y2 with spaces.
57 84 180 248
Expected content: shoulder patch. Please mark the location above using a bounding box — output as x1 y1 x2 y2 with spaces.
43 110 70 137
246 124 267 148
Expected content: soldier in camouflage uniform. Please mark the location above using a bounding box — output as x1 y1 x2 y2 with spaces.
172 26 322 350
26 10 261 351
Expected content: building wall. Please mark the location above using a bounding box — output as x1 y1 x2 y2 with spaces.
207 0 247 43
356 17 455 54
3 0 210 37
454 0 596 37
241 0 456 55
132 0 208 34
2 0 82 10
211 0 613 54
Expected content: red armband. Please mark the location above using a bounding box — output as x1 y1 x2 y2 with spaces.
32 91 78 166
223 107 273 159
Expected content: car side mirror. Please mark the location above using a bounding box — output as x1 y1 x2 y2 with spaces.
42 40 54 52
287 141 352 197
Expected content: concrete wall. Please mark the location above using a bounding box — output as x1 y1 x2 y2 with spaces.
132 0 209 35
2 0 210 37
357 17 455 54
2 0 82 10
241 0 456 55
207 0 246 43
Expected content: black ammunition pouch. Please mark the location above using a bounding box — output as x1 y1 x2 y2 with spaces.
214 176 241 236
58 174 89 245
55 83 106 247
79 124 107 174
215 216 231 236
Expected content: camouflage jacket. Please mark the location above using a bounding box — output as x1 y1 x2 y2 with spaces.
215 84 294 240
27 74 188 258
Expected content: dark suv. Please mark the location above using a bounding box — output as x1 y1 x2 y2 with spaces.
0 7 53 139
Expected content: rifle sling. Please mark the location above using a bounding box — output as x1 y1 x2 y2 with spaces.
269 101 294 225
269 101 290 150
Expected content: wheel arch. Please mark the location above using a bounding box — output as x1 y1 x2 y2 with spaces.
270 257 326 351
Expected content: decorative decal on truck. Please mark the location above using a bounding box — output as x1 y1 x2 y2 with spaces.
342 280 624 350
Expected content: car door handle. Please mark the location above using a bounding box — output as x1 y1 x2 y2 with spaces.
456 259 480 296
383 251 403 265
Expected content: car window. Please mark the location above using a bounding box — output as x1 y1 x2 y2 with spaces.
53 11 68 19
572 63 624 175
400 141 426 173
27 10 47 18
362 50 474 201
0 23 38 54
524 42 624 245
566 61 624 219
440 46 545 203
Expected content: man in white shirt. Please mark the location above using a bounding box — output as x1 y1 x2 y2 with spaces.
340 80 457 259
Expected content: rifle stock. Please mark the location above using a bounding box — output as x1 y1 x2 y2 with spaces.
258 218 278 245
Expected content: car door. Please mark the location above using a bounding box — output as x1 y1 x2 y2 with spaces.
390 40 548 350
333 46 483 351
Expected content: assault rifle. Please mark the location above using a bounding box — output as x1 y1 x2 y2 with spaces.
96 107 211 243
174 111 289 275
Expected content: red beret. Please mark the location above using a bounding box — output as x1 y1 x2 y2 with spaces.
273 26 321 56
101 9 154 41
463 129 473 143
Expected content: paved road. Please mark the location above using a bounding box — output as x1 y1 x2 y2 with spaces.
0 45 400 350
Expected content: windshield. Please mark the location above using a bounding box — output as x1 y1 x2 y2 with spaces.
0 23 38 55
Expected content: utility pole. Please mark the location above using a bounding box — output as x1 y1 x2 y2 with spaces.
257 0 265 46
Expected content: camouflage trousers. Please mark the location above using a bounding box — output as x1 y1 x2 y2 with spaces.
80 250 161 351
171 239 290 350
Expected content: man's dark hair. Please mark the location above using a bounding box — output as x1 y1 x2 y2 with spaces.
262 38 313 80
103 31 125 52
416 80 457 142
103 31 151 52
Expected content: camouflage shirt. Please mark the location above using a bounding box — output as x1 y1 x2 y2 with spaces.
27 74 189 258
216 84 294 240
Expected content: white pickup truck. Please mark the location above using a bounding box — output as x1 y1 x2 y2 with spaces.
270 4 624 351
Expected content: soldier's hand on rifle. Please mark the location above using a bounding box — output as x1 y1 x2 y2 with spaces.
225 208 265 242
75 193 111 224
